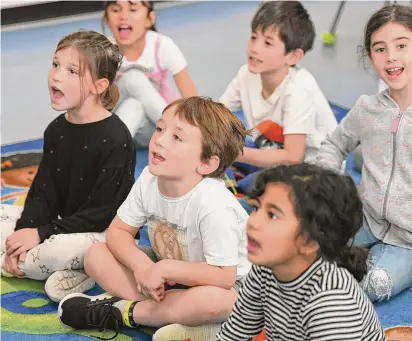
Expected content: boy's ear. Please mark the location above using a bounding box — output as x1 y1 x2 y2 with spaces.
286 48 304 66
197 156 220 176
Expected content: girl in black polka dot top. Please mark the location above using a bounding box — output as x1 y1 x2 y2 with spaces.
1 30 136 302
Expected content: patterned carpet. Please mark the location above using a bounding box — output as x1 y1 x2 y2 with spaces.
2 106 412 340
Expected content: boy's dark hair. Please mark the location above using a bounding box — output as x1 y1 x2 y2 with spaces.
251 1 315 54
164 97 249 179
250 163 368 282
1 152 43 171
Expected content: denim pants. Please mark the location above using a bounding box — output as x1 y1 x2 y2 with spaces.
353 217 412 302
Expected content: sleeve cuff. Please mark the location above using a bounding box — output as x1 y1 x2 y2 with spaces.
37 223 58 242
205 256 238 267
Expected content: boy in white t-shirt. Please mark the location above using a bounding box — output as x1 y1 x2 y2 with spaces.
57 97 251 340
221 1 337 198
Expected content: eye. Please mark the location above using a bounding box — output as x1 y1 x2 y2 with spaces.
375 47 385 53
69 69 78 75
265 41 273 46
250 35 256 41
173 134 182 142
398 43 407 49
155 126 163 133
268 212 278 220
52 62 59 68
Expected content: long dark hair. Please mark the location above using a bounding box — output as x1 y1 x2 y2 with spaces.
102 1 157 33
250 163 368 282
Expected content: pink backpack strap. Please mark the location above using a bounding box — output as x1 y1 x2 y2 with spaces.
154 36 164 73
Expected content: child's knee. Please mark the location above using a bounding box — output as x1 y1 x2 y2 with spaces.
84 242 109 274
362 267 393 302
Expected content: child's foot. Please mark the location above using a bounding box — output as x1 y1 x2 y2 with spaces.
153 323 222 341
58 293 125 339
45 270 96 302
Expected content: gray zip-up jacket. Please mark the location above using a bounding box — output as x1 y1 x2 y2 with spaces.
317 90 412 250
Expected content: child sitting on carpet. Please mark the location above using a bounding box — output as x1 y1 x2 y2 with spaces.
1 30 136 303
217 164 385 341
220 1 337 202
57 97 251 341
317 4 412 302
103 1 197 146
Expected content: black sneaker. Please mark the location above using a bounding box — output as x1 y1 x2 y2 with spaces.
58 293 124 340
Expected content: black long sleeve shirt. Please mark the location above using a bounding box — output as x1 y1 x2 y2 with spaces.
15 113 136 242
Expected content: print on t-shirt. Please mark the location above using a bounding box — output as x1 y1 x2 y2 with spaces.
147 214 189 261
254 120 284 150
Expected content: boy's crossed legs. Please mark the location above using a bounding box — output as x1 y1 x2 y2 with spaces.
58 242 239 336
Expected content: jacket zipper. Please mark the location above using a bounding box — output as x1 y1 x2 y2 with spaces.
381 110 403 238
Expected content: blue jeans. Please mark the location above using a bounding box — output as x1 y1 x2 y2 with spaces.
353 217 412 302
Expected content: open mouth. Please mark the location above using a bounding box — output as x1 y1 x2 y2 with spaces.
249 56 263 64
118 25 132 39
152 152 165 162
51 86 64 98
386 67 404 78
247 234 260 252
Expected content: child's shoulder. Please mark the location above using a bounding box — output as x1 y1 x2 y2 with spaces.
353 91 394 111
88 114 133 149
191 178 249 216
283 66 320 96
146 30 176 47
312 261 360 296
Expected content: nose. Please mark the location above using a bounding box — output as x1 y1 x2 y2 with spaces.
119 8 128 21
247 208 260 231
387 47 397 63
248 40 258 56
155 131 166 148
51 67 63 83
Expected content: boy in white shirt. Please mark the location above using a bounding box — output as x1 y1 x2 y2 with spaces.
57 97 251 340
221 1 337 197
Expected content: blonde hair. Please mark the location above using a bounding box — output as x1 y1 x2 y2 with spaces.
55 30 123 110
164 97 250 178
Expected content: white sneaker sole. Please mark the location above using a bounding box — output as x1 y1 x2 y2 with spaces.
45 270 96 303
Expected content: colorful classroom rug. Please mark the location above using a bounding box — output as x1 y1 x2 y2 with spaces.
2 105 412 340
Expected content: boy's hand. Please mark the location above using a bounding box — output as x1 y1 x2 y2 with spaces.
2 253 25 277
135 262 168 303
6 228 40 257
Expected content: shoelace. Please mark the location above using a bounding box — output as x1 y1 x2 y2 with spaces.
87 297 121 340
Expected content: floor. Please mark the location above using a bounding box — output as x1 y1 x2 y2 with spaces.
2 1 408 144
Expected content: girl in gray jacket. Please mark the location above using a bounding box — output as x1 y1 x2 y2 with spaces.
318 4 412 302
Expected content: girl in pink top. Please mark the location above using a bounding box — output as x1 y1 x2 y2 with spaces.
104 1 198 146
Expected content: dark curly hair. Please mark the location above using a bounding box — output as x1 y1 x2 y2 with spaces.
250 163 368 282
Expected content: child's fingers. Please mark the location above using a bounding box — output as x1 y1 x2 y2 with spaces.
6 241 22 255
9 256 25 277
19 251 27 262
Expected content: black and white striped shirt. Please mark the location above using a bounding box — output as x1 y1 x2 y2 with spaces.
217 258 384 341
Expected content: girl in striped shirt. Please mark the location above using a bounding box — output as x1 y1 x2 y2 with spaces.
217 163 384 341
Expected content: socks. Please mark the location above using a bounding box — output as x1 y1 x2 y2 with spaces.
113 299 139 328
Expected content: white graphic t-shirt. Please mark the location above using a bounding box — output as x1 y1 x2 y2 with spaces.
117 167 251 278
